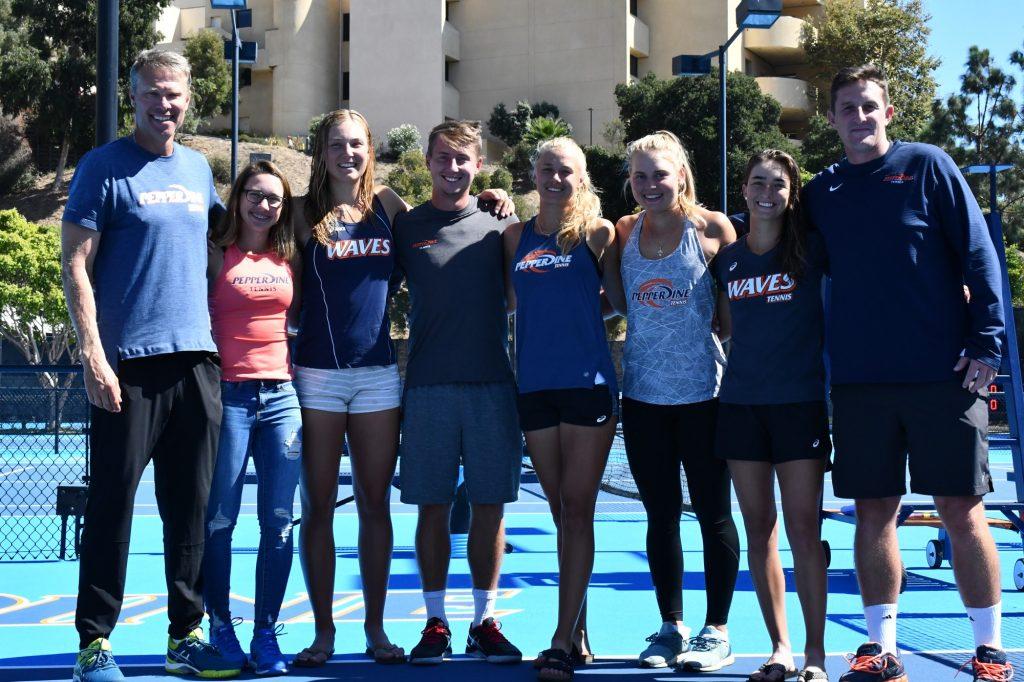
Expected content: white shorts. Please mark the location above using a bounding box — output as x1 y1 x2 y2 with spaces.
294 364 401 414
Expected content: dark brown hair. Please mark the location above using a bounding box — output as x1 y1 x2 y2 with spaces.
306 109 376 245
213 161 294 260
742 149 807 279
829 64 889 112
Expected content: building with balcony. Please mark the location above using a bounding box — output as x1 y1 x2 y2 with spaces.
155 0 826 147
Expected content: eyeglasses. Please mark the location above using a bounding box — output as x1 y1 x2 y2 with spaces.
243 190 284 208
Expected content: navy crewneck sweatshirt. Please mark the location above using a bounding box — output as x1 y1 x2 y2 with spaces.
803 141 1003 385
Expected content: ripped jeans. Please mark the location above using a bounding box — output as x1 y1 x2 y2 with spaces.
203 379 302 629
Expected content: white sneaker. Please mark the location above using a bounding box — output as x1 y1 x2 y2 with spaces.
637 622 689 668
679 625 734 672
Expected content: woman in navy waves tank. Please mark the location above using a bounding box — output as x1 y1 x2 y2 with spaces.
502 137 616 682
291 110 408 666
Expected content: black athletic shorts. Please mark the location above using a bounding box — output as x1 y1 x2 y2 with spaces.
517 385 617 432
830 379 992 499
714 400 832 464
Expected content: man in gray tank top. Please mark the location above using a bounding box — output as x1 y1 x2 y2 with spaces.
392 121 523 666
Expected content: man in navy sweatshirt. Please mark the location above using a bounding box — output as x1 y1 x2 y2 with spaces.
804 65 1011 682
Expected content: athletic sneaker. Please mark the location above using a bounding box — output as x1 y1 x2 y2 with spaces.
165 627 242 678
970 645 1014 681
838 642 907 681
250 625 288 676
73 638 124 682
409 617 452 665
679 625 734 672
466 617 522 663
208 619 247 671
638 623 689 668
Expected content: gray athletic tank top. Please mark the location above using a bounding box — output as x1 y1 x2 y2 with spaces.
621 211 725 404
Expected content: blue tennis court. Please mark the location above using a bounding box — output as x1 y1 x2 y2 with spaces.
1 430 1022 681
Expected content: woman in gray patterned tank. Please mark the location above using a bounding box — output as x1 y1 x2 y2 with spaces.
603 131 740 674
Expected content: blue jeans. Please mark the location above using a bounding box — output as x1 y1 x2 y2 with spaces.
203 380 302 629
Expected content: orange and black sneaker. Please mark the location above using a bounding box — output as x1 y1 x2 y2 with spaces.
838 642 908 682
466 617 522 664
970 645 1014 681
409 617 452 665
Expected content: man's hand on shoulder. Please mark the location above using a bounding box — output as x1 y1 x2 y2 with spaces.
477 188 515 220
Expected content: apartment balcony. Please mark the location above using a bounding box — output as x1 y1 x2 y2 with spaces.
261 28 279 70
783 0 823 6
628 13 650 57
443 81 460 120
443 20 460 61
744 15 806 66
756 76 814 120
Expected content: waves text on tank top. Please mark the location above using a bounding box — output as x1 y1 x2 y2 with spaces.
621 211 725 404
295 197 396 369
511 218 617 395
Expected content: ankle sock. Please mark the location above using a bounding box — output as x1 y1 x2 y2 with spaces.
965 603 1002 649
660 621 689 639
423 589 447 624
864 603 898 654
472 588 497 626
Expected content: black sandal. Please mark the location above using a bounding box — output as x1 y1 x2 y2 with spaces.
571 642 594 666
537 648 574 681
748 661 798 682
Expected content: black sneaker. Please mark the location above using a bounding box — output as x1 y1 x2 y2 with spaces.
971 645 1014 681
466 617 522 664
409 617 452 665
838 642 907 682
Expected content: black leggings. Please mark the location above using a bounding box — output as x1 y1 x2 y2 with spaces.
621 397 739 625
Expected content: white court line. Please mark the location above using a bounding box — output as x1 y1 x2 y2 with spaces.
0 466 34 478
3 648 1022 670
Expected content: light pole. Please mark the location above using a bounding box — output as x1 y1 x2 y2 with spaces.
96 0 118 147
673 0 781 212
211 1 252 181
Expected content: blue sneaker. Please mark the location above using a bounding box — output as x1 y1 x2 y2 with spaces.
166 627 242 678
250 624 288 676
209 618 248 671
72 638 124 682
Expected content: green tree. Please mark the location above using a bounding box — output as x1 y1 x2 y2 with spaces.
487 100 562 147
521 116 572 146
799 0 940 173
0 210 76 377
0 0 171 190
385 150 433 206
926 46 1024 244
614 70 795 214
182 29 230 132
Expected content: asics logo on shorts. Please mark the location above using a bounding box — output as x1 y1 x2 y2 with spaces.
596 415 608 424
812 438 820 448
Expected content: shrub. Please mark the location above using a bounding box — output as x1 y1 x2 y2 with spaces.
512 194 537 222
1006 239 1024 308
386 124 422 158
487 100 561 147
584 146 631 220
208 154 232 184
0 117 35 195
386 150 432 205
490 168 513 192
471 171 491 195
308 113 327 139
501 141 534 189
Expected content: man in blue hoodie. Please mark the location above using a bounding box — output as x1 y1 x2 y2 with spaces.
804 65 1010 682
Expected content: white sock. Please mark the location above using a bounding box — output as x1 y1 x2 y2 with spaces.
864 603 898 654
423 589 447 624
472 588 497 625
660 621 689 639
966 603 1002 649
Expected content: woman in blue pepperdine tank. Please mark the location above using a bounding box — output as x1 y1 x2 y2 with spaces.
502 137 616 681
712 150 830 682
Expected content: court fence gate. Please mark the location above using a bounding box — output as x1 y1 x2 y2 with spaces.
0 366 88 561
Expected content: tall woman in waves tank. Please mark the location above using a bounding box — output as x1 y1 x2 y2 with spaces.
291 110 409 666
712 151 829 682
203 161 300 676
502 137 616 682
604 131 740 672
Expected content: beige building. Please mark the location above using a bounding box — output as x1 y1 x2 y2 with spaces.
156 0 823 150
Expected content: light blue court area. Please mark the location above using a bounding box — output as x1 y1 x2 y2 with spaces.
1 442 1023 680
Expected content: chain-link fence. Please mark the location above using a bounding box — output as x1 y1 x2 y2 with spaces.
0 366 88 561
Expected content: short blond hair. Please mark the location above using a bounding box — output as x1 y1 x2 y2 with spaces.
130 49 191 93
427 120 482 157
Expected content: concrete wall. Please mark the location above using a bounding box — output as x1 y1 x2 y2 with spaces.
270 0 340 136
349 0 445 149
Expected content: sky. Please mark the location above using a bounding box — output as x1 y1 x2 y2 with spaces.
924 0 1024 99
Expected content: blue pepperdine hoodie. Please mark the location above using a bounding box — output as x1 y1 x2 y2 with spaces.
803 141 1003 384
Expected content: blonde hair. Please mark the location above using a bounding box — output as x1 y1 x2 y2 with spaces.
305 109 376 245
213 161 294 260
625 130 704 225
531 137 602 255
426 119 483 158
